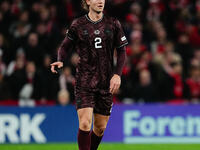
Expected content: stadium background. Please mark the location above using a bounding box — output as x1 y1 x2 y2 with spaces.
0 0 200 149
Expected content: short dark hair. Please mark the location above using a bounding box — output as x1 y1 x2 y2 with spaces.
81 0 89 11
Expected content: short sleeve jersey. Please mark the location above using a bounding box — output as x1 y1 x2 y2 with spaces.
66 14 128 90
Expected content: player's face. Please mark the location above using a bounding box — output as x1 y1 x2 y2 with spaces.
87 0 105 13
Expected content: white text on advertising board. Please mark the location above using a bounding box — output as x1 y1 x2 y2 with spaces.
123 110 200 143
0 113 46 143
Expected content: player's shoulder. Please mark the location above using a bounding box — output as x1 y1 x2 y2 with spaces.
104 14 116 22
70 15 86 27
104 15 121 26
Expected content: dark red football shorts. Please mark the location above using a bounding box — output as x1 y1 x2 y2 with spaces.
75 87 113 116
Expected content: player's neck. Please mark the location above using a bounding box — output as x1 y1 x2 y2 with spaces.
88 11 103 22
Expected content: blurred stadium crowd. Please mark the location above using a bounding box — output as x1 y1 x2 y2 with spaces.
0 0 200 106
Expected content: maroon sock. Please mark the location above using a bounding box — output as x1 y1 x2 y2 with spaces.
90 130 103 150
78 129 91 150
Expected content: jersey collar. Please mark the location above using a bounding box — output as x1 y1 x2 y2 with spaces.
85 14 104 24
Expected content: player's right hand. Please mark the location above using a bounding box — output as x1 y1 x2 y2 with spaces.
50 61 63 73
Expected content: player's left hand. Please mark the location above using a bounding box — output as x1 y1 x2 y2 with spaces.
109 74 121 94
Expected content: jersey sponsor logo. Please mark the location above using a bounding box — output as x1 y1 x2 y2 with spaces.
83 30 89 35
121 36 126 41
94 30 100 35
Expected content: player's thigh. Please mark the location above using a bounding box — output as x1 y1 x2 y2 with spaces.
77 107 93 130
93 113 110 129
77 107 93 121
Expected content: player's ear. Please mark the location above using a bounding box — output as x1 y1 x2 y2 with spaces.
85 0 90 6
82 0 90 11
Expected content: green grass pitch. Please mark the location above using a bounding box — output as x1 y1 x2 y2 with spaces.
0 143 200 150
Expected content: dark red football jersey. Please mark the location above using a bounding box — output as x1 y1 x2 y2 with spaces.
60 14 128 90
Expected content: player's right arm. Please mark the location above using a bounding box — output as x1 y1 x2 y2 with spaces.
51 20 78 74
51 37 74 73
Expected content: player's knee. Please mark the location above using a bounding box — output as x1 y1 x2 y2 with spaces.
79 119 92 131
94 126 106 136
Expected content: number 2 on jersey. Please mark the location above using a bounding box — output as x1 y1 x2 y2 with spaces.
95 37 102 49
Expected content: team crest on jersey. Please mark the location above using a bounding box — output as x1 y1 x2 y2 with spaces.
104 28 111 33
94 30 100 35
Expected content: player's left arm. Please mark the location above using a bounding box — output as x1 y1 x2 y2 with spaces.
110 46 127 94
110 19 128 94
